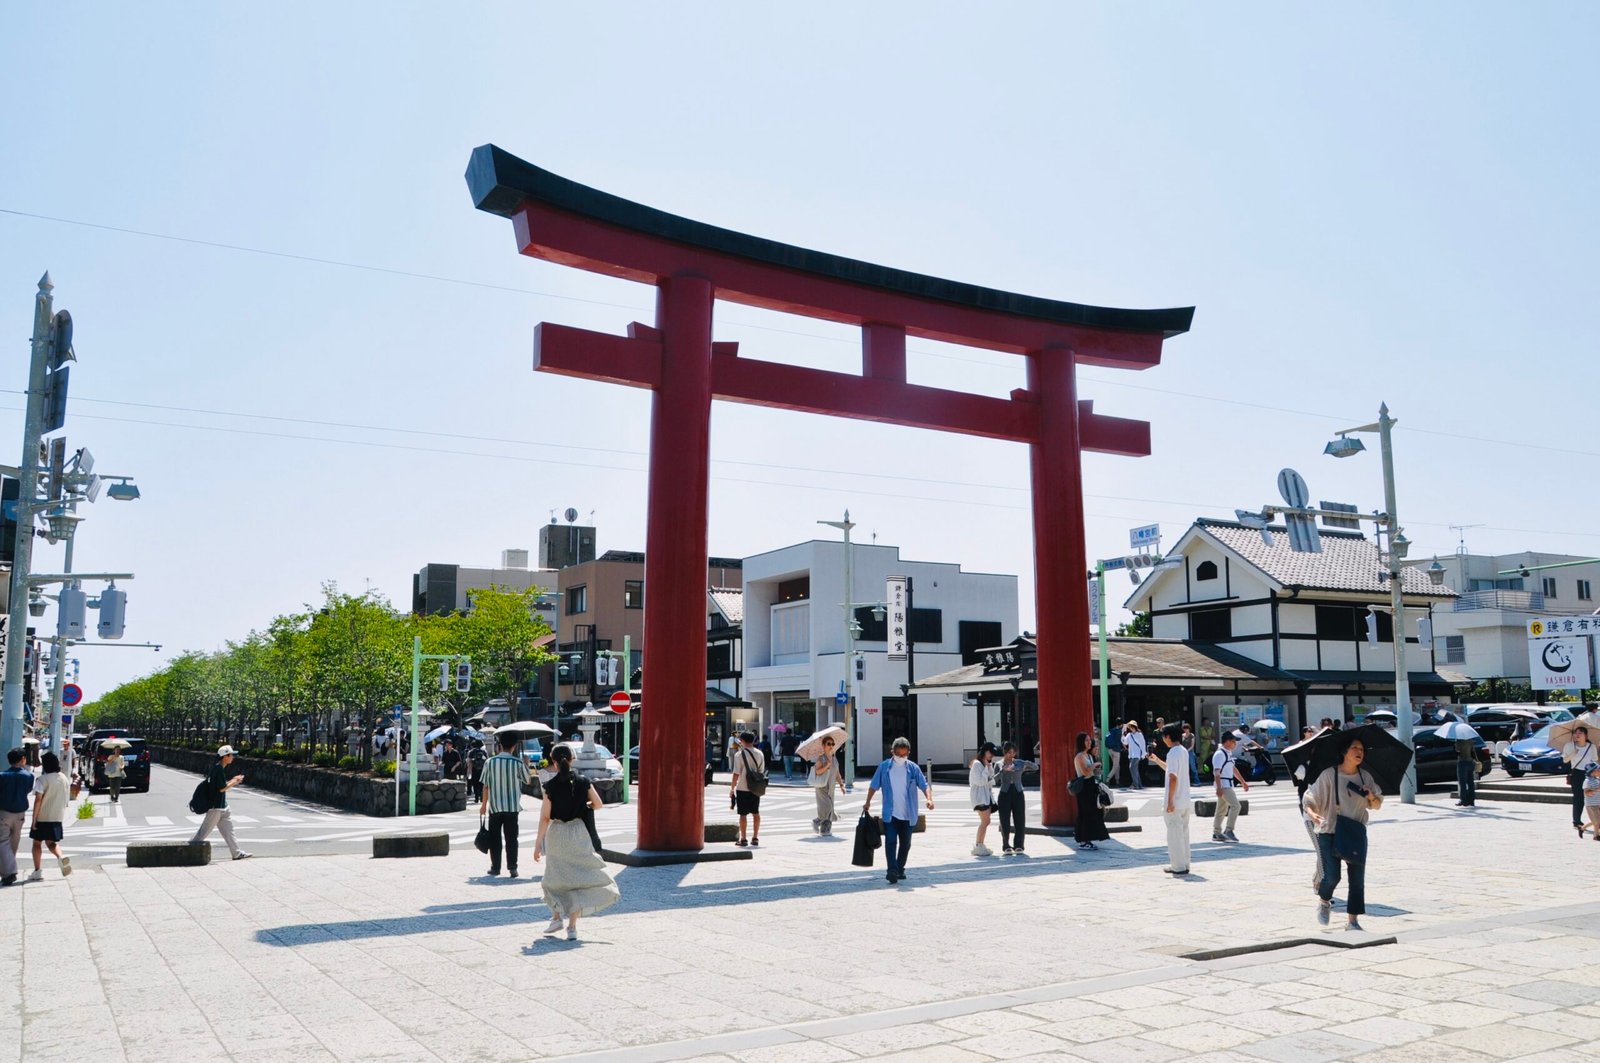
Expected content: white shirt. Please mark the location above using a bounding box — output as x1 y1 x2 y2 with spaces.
1164 745 1191 807
887 757 913 821
1125 731 1147 761
1565 742 1598 771
1212 746 1238 788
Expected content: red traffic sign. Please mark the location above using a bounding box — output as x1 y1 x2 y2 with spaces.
61 684 84 708
609 691 632 715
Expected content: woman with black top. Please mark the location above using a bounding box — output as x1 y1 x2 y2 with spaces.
1072 732 1109 851
533 746 619 941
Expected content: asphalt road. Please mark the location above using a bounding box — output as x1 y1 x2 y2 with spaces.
60 763 484 867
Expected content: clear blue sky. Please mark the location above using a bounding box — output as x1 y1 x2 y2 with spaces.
2 3 1596 698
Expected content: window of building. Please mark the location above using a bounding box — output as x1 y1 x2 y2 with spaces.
707 642 732 675
1543 577 1558 599
1190 607 1231 641
1316 604 1391 642
1469 577 1525 591
566 585 587 615
1441 635 1465 664
1195 560 1219 581
959 621 1003 665
777 576 810 603
771 602 810 658
624 580 644 609
1580 580 1593 602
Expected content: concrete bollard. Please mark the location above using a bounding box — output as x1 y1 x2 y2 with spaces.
372 832 449 858
704 823 740 843
127 841 211 868
1193 799 1250 818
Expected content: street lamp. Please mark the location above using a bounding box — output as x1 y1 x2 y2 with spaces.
1327 402 1419 803
818 510 864 790
1093 551 1182 776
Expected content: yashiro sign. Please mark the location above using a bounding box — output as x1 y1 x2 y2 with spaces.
467 145 1193 852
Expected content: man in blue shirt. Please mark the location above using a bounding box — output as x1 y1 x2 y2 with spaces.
863 737 934 884
1 748 37 886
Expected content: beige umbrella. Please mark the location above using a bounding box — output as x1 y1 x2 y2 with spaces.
1548 712 1600 755
796 725 848 761
99 737 133 750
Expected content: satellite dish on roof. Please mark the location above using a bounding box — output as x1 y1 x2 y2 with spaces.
1276 469 1310 509
564 507 579 523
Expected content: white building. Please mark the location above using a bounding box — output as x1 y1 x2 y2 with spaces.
1425 551 1600 687
742 540 1018 774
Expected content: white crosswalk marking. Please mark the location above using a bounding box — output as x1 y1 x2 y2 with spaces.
145 815 171 825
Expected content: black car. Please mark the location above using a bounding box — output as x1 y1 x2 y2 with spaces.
1412 726 1490 786
89 737 151 793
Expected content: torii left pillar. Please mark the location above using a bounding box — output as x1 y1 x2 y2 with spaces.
638 276 715 852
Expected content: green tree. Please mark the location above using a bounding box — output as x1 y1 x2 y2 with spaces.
1115 612 1152 638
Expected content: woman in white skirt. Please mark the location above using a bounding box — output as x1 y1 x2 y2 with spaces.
534 745 619 941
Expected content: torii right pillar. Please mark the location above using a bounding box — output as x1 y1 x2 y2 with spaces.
1030 345 1092 827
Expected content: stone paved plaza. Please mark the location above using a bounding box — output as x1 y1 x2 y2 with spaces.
5 780 1600 1062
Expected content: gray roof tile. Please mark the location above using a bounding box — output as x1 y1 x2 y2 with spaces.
1198 519 1455 598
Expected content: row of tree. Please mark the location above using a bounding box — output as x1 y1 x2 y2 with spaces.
81 584 553 762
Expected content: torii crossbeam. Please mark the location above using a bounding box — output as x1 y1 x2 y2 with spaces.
468 145 1193 853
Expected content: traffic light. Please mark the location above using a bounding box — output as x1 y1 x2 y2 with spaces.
58 585 87 640
854 654 865 682
438 661 450 691
1364 609 1379 646
97 585 127 639
455 661 472 692
593 656 608 687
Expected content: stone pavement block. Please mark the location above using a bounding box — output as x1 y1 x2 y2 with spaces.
949 1029 1075 1059
1345 1044 1497 1063
1065 1035 1186 1062
1237 1029 1380 1062
859 1048 989 1063
1009 998 1111 1023
1510 1012 1600 1041
1032 1015 1143 1045
1283 996 1393 1022
1434 1023 1578 1057
1143 1020 1264 1054
936 1010 1046 1036
1324 1015 1436 1046
822 1022 960 1055
1394 1000 1514 1029
729 1041 859 1063
1508 978 1600 1007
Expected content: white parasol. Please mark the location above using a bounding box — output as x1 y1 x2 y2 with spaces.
796 725 848 761
494 720 556 737
1431 721 1480 742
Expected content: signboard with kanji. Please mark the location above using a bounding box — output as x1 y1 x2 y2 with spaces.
1528 636 1592 690
886 576 909 662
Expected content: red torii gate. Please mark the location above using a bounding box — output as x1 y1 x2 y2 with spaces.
468 145 1192 853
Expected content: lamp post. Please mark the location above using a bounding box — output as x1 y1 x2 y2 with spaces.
818 511 885 790
1327 403 1418 803
1093 549 1182 778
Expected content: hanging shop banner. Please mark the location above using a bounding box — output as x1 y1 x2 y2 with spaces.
886 576 909 662
1528 636 1593 690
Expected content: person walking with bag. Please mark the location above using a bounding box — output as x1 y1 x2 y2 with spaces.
1072 732 1110 851
993 742 1037 854
479 731 531 877
809 734 846 836
1303 733 1381 931
104 746 126 804
968 743 997 857
863 737 934 884
1562 725 1597 836
1123 722 1147 790
730 731 766 847
0 749 33 887
1210 731 1249 842
189 746 251 862
533 745 619 941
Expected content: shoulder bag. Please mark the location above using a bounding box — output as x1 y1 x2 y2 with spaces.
741 750 769 796
474 814 492 854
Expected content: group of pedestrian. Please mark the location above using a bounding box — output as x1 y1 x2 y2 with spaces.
964 742 1038 855
0 748 73 886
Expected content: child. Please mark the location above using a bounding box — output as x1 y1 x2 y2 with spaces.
1584 765 1600 841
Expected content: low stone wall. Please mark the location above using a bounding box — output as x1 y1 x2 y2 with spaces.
149 746 466 817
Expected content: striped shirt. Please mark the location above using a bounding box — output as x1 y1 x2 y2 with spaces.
481 753 530 814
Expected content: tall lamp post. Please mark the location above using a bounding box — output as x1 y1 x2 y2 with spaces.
818 511 885 789
1092 549 1183 777
1327 403 1419 803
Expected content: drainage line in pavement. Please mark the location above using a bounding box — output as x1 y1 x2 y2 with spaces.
1180 935 1396 962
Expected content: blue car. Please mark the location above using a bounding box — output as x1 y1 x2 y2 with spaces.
1502 724 1566 776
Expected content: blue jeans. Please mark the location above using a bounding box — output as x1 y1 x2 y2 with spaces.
1455 760 1476 805
884 817 913 873
1316 832 1365 916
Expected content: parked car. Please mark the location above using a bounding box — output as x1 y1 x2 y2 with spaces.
1466 707 1546 744
625 745 714 786
1411 726 1490 785
88 737 151 793
1502 725 1567 777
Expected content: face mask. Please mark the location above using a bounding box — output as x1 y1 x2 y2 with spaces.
893 754 908 764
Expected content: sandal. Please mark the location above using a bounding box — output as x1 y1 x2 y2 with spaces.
750 837 760 847
736 838 748 847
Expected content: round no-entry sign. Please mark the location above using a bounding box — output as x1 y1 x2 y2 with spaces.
609 691 632 715
61 684 83 708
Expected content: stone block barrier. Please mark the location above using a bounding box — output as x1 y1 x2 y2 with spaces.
1194 798 1250 818
372 833 449 858
127 841 211 867
150 746 465 817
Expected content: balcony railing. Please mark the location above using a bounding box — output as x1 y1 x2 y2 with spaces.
1453 590 1545 612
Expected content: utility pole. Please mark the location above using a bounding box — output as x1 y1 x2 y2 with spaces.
1 275 56 754
820 512 857 788
1376 405 1417 803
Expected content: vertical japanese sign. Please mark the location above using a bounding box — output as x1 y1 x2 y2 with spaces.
886 576 908 662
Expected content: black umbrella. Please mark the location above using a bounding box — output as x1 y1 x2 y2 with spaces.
1281 724 1414 796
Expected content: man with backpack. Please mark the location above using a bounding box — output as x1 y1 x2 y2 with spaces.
189 745 252 861
730 731 766 847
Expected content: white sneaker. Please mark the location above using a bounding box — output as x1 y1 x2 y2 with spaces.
565 927 577 941
1316 901 1331 927
25 869 42 883
544 915 564 935
57 856 71 878
971 844 991 857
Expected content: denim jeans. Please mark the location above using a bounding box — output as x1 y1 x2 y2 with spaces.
883 817 914 873
998 789 1027 849
1316 832 1366 916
